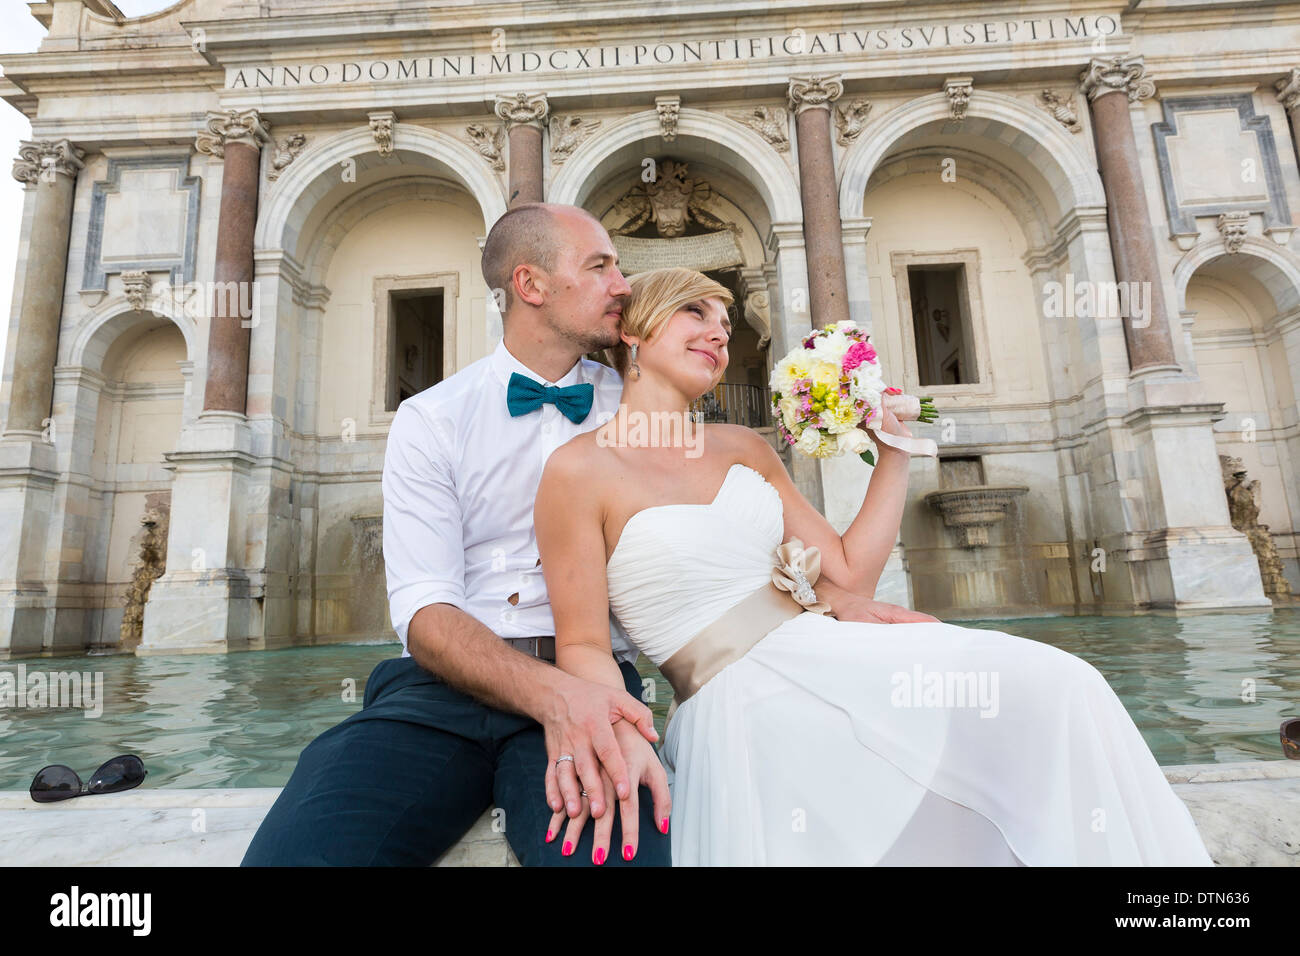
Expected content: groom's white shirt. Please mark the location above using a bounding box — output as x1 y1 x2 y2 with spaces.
382 337 637 663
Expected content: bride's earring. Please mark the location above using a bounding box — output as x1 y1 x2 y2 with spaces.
629 342 641 380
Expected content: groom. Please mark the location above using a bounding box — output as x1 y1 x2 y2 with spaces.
242 202 936 867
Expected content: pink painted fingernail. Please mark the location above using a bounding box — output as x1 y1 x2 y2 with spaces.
546 829 553 842
623 844 634 861
563 841 572 856
660 818 669 834
595 847 606 865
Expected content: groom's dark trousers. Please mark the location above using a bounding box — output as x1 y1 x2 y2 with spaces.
241 654 670 866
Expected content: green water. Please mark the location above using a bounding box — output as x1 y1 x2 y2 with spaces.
1 609 1297 790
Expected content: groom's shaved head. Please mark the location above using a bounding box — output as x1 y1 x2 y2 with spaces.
482 203 599 314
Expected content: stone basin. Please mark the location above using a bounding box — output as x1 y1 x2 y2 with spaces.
924 485 1030 548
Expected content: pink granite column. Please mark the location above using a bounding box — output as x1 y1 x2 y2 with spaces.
4 139 84 437
494 93 549 207
1080 55 1180 375
789 75 851 328
194 108 270 414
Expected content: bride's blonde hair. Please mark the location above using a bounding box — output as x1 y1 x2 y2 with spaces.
608 267 734 379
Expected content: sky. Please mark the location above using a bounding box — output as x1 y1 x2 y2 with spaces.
0 0 178 375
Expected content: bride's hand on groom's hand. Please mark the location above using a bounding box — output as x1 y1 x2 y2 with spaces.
545 720 671 864
541 673 658 823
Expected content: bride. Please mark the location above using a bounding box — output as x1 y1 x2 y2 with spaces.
533 266 1214 867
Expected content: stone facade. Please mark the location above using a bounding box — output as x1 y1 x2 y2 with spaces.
2 0 1299 655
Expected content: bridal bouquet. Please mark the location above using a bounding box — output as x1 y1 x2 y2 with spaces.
770 321 940 465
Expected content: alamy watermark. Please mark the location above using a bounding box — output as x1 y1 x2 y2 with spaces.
890 664 1000 718
0 665 104 718
596 405 705 458
1042 276 1152 328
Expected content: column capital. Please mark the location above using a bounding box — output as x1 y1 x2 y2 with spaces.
195 108 271 159
1079 55 1157 104
787 74 844 115
1275 68 1300 112
493 92 550 130
12 139 85 185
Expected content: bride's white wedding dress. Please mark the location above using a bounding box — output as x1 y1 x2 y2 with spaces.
605 462 1214 866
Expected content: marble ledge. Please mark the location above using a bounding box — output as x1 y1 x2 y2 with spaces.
1 760 1297 867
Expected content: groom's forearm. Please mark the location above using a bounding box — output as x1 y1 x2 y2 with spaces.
406 603 567 721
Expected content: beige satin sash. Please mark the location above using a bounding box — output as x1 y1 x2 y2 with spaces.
658 538 834 728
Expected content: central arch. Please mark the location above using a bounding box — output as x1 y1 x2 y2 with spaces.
548 107 803 223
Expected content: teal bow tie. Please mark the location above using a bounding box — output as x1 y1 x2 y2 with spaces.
506 372 594 424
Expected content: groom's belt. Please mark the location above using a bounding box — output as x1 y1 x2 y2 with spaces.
502 635 556 663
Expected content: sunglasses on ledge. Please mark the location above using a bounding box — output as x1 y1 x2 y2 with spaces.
29 754 147 803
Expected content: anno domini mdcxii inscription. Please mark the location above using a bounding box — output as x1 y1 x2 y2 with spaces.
227 14 1121 88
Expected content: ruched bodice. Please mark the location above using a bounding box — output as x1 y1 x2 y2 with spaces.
606 463 784 666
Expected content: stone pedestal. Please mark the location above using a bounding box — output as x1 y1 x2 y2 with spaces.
0 440 58 657
1119 380 1270 611
138 413 260 654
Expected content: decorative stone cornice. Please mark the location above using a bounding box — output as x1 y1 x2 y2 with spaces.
12 139 85 185
549 115 600 165
787 74 843 115
944 77 973 121
493 92 549 130
195 108 271 158
368 110 396 156
1275 68 1300 113
656 95 680 142
1079 55 1157 104
1038 89 1082 133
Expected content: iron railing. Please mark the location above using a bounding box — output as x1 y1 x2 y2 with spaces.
690 382 771 429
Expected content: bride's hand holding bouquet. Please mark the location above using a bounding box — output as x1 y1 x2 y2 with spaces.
770 320 939 465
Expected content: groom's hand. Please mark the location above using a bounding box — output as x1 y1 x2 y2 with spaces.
541 671 658 821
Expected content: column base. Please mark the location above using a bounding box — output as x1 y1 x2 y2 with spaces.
1126 526 1273 612
137 570 257 655
0 438 58 656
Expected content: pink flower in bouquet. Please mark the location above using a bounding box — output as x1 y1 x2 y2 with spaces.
841 341 876 372
802 333 817 349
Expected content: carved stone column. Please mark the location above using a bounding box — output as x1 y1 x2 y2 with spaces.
494 93 549 206
1079 56 1180 377
0 139 84 654
5 139 84 437
789 75 850 329
194 108 270 414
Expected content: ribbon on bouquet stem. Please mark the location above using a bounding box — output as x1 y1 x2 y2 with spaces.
860 395 939 458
